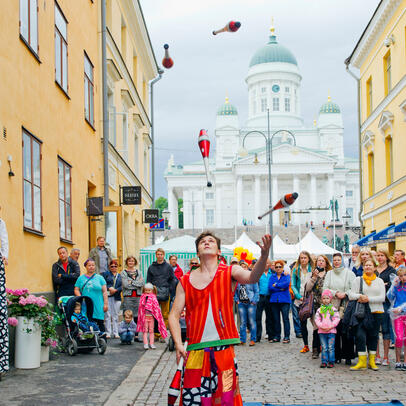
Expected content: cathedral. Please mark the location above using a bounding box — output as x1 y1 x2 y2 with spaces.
164 26 360 230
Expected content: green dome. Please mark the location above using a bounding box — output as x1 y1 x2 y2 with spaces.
319 98 341 114
217 98 238 116
249 34 298 67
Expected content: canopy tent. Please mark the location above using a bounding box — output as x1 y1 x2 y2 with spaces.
372 224 395 245
223 232 261 257
295 229 338 255
139 235 233 279
354 230 376 247
272 235 298 261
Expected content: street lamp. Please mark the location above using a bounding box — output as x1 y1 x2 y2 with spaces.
239 109 297 259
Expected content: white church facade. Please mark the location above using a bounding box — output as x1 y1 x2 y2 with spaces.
165 26 360 230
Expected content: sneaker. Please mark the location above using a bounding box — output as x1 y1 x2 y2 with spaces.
327 362 334 368
143 344 149 350
249 341 255 346
395 362 402 370
149 344 156 349
312 351 319 359
240 341 246 346
375 356 382 365
300 345 309 353
296 334 303 338
345 359 352 366
402 363 406 371
320 363 327 368
382 358 389 366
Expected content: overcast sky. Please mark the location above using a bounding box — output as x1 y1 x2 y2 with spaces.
140 0 379 198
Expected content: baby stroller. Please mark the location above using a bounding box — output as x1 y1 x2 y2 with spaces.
58 295 107 356
168 309 187 352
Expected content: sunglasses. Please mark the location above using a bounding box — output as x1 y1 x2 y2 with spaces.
191 263 199 266
275 266 283 269
110 265 118 268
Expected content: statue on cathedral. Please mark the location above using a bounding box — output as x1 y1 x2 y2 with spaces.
329 198 339 222
344 234 350 253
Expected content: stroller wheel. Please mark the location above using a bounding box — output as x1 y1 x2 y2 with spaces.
97 338 107 355
168 336 175 352
66 339 78 356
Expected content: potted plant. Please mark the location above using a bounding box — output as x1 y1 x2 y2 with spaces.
6 288 50 369
39 311 59 363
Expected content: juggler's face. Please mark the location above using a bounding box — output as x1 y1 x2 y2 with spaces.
197 236 220 257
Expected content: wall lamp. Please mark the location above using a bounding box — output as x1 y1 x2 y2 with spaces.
7 155 15 177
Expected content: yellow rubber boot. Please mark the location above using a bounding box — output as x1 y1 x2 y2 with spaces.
350 352 367 371
368 351 379 371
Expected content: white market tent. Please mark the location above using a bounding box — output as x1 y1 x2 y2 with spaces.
223 232 261 257
272 235 298 261
140 235 233 279
295 229 338 255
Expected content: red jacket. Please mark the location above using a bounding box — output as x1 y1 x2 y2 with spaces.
173 264 183 281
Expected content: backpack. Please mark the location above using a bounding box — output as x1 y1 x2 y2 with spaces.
238 285 250 303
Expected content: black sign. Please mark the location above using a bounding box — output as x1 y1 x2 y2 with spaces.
87 197 104 216
143 209 159 224
122 186 141 205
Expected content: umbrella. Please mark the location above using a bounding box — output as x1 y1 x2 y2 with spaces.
168 341 188 405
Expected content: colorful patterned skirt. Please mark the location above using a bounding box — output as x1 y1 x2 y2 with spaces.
180 345 242 406
0 257 8 373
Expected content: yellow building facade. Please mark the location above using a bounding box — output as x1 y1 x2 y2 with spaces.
102 0 158 266
0 0 103 293
347 0 406 253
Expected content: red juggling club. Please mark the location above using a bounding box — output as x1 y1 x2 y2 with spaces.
198 129 212 187
258 192 298 220
212 21 241 35
168 341 188 405
162 44 174 69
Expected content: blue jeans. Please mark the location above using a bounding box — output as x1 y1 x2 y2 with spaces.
319 333 336 364
119 331 134 343
271 302 290 340
291 303 301 336
238 303 257 343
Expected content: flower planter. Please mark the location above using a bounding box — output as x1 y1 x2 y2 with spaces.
40 345 50 363
15 316 41 369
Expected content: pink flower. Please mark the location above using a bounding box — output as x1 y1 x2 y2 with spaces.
8 317 18 327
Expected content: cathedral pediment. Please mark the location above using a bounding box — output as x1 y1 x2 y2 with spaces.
317 123 342 130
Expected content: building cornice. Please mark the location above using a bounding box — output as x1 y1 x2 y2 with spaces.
361 192 406 220
346 0 401 69
363 174 406 204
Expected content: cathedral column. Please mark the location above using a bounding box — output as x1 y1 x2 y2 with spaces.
293 175 300 225
254 176 261 224
183 190 191 229
328 174 334 202
236 176 243 226
310 175 317 223
216 185 222 228
195 190 203 230
272 176 278 225
168 187 178 229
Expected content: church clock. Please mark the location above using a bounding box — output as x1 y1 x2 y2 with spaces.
272 84 280 93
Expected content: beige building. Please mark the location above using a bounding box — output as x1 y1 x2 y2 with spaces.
346 0 406 252
101 0 159 266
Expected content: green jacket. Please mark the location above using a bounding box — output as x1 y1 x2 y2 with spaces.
291 264 312 300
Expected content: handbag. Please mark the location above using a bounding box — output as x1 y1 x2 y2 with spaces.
338 270 349 319
238 285 250 303
354 277 366 320
156 286 169 302
299 290 314 321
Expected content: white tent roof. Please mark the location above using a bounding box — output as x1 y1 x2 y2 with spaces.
272 235 298 258
295 230 337 255
223 232 261 256
141 235 233 254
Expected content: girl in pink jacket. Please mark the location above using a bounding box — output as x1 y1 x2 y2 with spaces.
137 283 168 350
314 289 340 368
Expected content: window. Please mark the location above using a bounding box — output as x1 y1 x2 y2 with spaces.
58 158 72 241
55 3 68 92
252 101 256 114
384 51 391 96
346 190 353 198
261 98 267 112
122 113 128 162
134 133 139 176
23 129 42 232
84 53 94 125
385 136 393 185
261 87 266 93
273 98 279 111
20 0 38 54
206 209 214 225
368 152 375 196
206 192 214 200
366 76 373 116
252 89 256 97
346 208 354 223
285 87 290 93
284 98 290 112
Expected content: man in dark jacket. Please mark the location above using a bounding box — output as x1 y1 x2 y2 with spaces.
147 248 176 336
52 247 80 300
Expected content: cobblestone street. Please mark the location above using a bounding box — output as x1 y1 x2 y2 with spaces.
135 335 406 405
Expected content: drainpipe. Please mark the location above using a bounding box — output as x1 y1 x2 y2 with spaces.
101 0 109 206
150 69 164 244
345 62 363 236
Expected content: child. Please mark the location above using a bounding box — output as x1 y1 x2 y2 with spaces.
71 302 100 334
387 268 406 371
314 289 340 368
137 283 168 350
118 310 137 345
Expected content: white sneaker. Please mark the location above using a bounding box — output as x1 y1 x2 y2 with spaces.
144 344 149 350
382 358 389 366
149 344 156 349
375 356 382 365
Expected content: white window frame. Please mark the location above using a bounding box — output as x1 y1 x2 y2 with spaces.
19 0 38 54
285 98 290 112
84 53 94 126
261 98 267 112
54 2 68 92
273 98 279 111
58 157 72 241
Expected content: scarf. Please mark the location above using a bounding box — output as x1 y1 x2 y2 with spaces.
126 268 137 278
319 304 334 317
363 272 376 286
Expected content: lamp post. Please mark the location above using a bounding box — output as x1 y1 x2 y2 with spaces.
239 109 297 259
